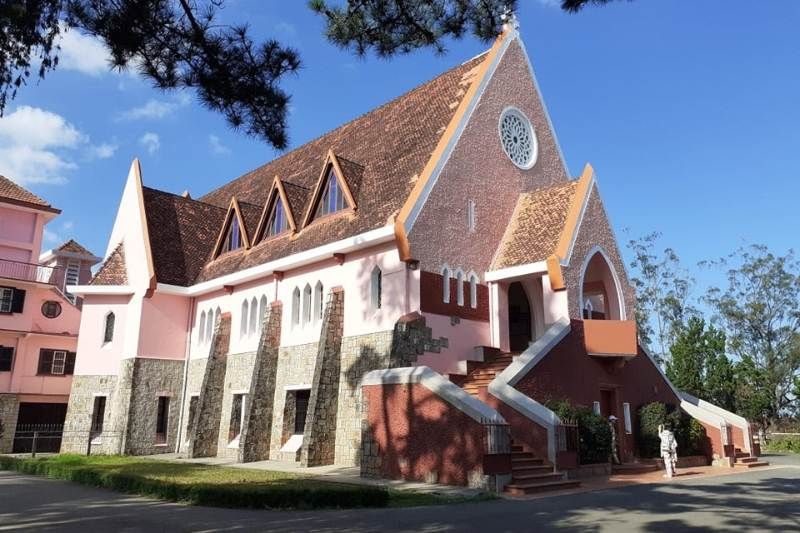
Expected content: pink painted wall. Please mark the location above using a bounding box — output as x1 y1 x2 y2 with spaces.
0 205 47 263
74 294 132 376
417 314 490 374
5 333 77 397
138 292 190 360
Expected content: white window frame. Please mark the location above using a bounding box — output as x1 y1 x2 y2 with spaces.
455 270 465 306
371 266 382 310
623 402 632 434
441 266 451 303
467 199 476 233
592 401 601 416
51 350 67 375
0 287 13 313
249 297 258 336
469 273 478 309
302 284 312 325
240 299 249 339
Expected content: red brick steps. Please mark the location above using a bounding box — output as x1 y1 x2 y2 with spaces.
612 462 660 475
733 448 770 469
504 479 581 496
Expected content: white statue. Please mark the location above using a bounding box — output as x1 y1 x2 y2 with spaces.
608 415 621 465
659 424 678 478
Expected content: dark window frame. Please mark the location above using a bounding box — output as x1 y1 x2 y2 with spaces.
90 396 106 437
41 300 62 319
103 312 115 343
155 396 170 445
37 349 76 376
0 346 13 372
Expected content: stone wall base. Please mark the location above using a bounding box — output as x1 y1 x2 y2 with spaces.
0 394 20 454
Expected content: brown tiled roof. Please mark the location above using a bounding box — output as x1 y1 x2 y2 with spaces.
142 187 227 286
237 200 262 245
91 243 128 285
56 239 94 257
177 54 486 285
0 175 59 213
491 181 579 270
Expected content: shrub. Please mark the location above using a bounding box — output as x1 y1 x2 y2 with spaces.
637 402 708 458
548 400 612 465
764 435 800 454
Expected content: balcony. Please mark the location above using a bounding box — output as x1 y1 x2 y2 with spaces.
583 319 638 358
0 258 62 285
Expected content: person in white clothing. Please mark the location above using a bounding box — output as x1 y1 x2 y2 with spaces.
658 424 678 478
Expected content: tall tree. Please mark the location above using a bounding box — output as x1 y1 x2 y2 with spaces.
626 232 696 362
705 245 800 428
2 0 622 147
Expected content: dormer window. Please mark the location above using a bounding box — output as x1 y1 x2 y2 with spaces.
222 216 242 253
315 167 346 218
264 197 288 238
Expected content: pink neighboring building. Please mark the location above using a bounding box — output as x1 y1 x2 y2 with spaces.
65 22 761 491
0 176 99 452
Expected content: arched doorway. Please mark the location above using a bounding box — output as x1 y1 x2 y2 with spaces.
580 248 624 321
508 281 532 352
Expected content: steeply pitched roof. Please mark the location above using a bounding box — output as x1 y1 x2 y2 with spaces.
491 181 579 270
91 243 128 285
139 52 487 286
141 187 227 286
0 175 59 213
56 239 94 257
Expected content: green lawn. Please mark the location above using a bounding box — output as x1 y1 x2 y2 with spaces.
0 454 490 509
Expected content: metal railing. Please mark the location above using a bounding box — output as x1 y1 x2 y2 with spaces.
12 424 64 455
483 419 511 455
556 419 579 453
0 258 62 285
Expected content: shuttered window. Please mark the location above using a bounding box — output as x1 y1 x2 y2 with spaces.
37 349 76 375
0 346 13 372
0 287 24 313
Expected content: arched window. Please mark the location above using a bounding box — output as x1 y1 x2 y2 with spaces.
221 216 242 253
198 311 206 343
206 310 214 342
240 299 249 339
258 295 268 334
441 266 451 303
264 196 288 238
292 287 301 326
371 266 382 310
314 167 346 218
469 273 478 309
456 270 464 306
303 284 312 325
103 312 115 343
580 247 626 321
249 297 258 335
314 282 324 321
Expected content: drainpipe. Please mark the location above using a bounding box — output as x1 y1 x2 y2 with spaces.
174 295 196 453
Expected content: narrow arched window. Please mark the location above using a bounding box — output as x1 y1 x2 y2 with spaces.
303 284 312 325
292 287 301 326
249 297 258 335
198 311 206 343
240 299 249 339
314 282 324 321
371 266 382 310
103 312 115 343
206 310 214 343
469 274 478 309
258 295 268 334
456 271 464 306
441 266 451 303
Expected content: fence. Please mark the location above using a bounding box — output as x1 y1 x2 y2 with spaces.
0 259 61 285
12 424 64 455
556 419 579 453
483 419 511 455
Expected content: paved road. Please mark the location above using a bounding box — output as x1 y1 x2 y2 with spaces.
1 455 798 532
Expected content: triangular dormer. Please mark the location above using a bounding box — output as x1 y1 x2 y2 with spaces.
253 176 296 242
212 197 250 258
302 150 356 227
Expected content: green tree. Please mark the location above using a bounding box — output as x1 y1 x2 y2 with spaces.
705 245 800 428
2 0 622 147
705 349 736 412
626 232 696 362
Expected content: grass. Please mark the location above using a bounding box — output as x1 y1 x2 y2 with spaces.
764 435 800 454
0 454 490 509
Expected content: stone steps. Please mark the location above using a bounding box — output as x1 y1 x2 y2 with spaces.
612 463 660 475
505 479 581 496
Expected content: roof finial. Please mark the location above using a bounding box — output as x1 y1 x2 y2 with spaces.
501 7 519 32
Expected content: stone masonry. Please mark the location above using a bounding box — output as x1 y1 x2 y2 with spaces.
214 351 256 459
189 312 231 458
62 375 118 454
0 394 20 453
300 287 345 467
239 302 282 462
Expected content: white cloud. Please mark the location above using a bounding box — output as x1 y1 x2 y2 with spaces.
57 27 110 76
90 142 118 159
43 220 75 244
0 106 84 149
120 100 178 121
139 132 160 154
0 106 88 185
208 134 230 155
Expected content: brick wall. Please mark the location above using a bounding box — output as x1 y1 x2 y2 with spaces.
419 271 489 322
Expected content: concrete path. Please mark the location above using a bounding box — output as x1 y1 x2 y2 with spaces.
1 454 798 532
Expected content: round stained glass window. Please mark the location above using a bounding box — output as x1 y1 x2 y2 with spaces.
41 300 62 319
499 107 537 169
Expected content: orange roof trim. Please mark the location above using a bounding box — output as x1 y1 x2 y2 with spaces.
301 150 357 228
253 176 298 242
555 163 595 263
212 196 252 258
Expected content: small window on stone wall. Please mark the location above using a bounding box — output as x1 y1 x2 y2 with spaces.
155 396 170 445
90 396 106 439
229 394 246 443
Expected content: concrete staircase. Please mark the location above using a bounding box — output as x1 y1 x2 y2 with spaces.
733 448 770 469
504 440 580 496
460 350 515 395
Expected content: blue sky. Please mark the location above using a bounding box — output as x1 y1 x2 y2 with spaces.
2 0 797 297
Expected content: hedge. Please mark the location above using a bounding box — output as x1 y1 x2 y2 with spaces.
764 435 800 454
636 402 707 458
548 400 612 464
0 455 390 509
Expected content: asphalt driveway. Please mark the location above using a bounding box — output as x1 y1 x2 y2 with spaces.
1 454 798 532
